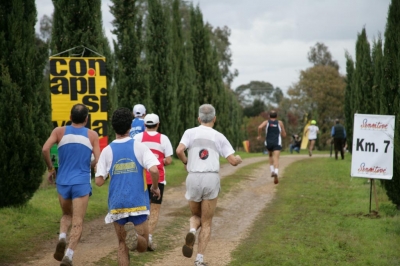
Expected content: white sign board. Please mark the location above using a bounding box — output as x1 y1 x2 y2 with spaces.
351 114 395 180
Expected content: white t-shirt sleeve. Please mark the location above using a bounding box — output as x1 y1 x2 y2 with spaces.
161 134 174 157
95 146 113 179
134 140 160 170
179 129 191 149
133 132 143 141
217 133 235 158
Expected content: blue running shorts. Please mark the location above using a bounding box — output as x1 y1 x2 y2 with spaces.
57 183 92 200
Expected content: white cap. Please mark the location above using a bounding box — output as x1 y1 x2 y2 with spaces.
144 113 159 126
133 104 146 117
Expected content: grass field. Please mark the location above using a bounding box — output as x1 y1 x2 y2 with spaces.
1 151 399 265
229 155 400 266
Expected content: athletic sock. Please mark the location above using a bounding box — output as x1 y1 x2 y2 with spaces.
59 233 66 240
190 228 196 234
65 248 74 260
270 165 274 173
275 169 279 175
196 254 204 262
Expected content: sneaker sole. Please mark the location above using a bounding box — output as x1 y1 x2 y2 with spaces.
53 239 66 261
125 224 138 251
274 176 279 184
60 256 73 266
182 232 195 258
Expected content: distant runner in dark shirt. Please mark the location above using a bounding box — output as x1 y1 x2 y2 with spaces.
257 110 286 184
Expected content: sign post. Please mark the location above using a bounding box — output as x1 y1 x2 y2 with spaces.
351 114 395 213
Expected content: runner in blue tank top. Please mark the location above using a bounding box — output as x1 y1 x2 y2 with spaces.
129 104 146 138
95 107 161 266
42 104 100 266
257 110 286 184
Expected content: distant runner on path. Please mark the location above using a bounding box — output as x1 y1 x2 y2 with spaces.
257 110 287 184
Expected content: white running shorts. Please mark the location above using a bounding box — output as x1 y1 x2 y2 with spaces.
185 172 220 202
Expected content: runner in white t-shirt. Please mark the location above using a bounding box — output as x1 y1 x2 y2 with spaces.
176 104 242 266
305 120 319 157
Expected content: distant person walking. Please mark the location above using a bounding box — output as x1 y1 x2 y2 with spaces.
305 120 319 157
42 104 100 266
331 118 346 160
129 104 146 138
176 104 242 266
133 113 173 251
95 107 160 266
257 110 287 184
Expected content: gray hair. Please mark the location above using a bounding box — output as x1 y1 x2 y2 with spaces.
199 104 215 123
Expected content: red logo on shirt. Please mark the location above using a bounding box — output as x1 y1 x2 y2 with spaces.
199 149 209 160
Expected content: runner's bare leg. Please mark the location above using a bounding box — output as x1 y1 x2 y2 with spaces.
67 195 89 250
148 203 161 234
58 195 72 238
114 222 129 266
197 198 218 254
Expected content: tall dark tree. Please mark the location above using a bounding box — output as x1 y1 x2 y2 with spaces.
344 52 355 153
352 28 374 114
110 0 149 111
147 0 179 147
190 6 216 105
371 35 384 114
172 0 197 136
381 0 400 208
0 0 48 207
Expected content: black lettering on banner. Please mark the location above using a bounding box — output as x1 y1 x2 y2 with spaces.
82 95 100 112
384 140 390 153
88 59 107 76
70 77 88 101
50 58 67 76
50 77 69 94
69 59 87 76
356 138 364 151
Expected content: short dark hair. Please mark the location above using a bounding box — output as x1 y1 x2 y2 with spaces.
70 104 89 124
145 124 157 129
269 110 277 118
335 119 340 124
112 108 133 135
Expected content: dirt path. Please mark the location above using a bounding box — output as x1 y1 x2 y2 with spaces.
18 154 319 266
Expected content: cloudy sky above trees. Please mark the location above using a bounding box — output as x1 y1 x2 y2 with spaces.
35 0 391 92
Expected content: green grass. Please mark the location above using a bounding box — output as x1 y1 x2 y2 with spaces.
229 155 400 266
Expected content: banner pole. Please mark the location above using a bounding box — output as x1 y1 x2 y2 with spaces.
372 179 379 212
369 179 372 214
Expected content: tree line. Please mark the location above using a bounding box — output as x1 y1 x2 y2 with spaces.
0 0 243 207
344 0 400 208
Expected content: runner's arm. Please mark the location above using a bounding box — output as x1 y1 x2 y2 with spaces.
176 143 188 165
257 121 268 140
89 130 100 168
226 154 242 166
279 120 287 137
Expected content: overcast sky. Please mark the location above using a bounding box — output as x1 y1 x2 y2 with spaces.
35 0 391 92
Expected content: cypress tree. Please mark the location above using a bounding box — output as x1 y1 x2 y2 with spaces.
382 0 400 208
190 6 215 105
0 0 47 207
110 0 150 111
172 0 197 134
147 0 179 147
344 52 355 153
371 35 384 114
353 28 373 114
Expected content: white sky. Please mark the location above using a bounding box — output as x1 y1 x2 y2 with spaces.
35 0 391 92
